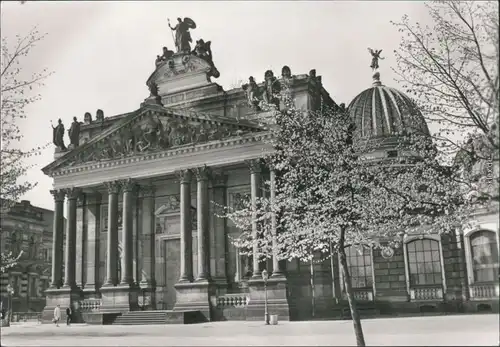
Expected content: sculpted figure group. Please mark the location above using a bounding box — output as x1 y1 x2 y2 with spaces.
52 110 105 151
85 116 242 162
242 65 294 111
153 16 220 79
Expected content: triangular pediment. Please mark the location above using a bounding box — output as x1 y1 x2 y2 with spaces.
43 104 263 174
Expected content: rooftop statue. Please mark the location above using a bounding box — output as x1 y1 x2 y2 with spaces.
168 17 196 53
51 119 67 151
262 70 281 109
68 116 81 148
368 48 384 71
242 76 263 112
192 39 220 78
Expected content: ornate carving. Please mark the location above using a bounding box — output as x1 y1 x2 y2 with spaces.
65 187 82 200
368 48 384 71
96 109 104 122
120 179 137 193
155 195 181 214
50 189 66 202
105 181 121 195
245 159 263 174
51 118 67 151
193 166 211 181
68 117 81 147
176 169 192 184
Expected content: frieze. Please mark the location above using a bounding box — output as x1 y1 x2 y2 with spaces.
50 132 273 178
69 112 254 165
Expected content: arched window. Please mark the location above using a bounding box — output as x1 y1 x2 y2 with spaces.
407 239 442 286
345 246 373 288
470 230 499 282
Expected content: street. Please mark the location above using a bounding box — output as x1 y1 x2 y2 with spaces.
2 314 498 346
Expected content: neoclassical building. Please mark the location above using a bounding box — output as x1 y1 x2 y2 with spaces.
0 200 59 314
41 26 499 324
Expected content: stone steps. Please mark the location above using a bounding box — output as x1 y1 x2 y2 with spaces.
110 310 204 325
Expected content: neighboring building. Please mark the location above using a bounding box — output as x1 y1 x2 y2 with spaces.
0 200 63 312
39 23 499 324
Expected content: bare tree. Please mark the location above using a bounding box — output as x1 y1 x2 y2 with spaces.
1 27 52 268
392 1 499 161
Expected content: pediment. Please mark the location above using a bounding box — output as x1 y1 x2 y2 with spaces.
147 54 212 86
43 105 263 173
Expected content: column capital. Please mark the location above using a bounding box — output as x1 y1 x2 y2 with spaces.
65 187 82 200
50 189 66 202
193 166 211 182
176 169 193 184
120 178 137 193
105 181 122 195
245 159 263 174
210 169 227 187
138 185 156 198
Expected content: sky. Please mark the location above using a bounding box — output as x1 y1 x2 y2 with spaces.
1 0 432 211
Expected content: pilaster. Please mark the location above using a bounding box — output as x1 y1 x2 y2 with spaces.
83 192 102 296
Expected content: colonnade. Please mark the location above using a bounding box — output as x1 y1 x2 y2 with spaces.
48 160 283 296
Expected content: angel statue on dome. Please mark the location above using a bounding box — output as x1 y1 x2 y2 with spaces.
368 48 384 71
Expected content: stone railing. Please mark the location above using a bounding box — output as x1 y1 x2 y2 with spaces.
469 283 499 300
342 289 374 302
410 286 444 301
217 294 249 307
79 299 102 312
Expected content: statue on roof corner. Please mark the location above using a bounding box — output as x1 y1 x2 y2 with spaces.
192 39 220 78
368 48 384 71
168 17 196 53
51 118 67 151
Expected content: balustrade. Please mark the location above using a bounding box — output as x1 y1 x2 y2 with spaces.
217 294 249 307
410 286 444 301
469 283 499 300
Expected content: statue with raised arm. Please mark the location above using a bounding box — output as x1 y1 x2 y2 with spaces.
68 116 81 147
168 17 196 53
368 48 384 71
52 118 67 151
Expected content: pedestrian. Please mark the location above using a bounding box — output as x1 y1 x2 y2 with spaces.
66 306 72 326
53 304 61 327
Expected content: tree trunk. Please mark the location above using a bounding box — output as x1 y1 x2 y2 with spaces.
310 259 315 318
339 228 366 347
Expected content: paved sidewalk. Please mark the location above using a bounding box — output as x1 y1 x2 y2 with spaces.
2 314 499 346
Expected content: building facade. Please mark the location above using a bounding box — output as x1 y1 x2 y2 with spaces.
0 200 60 313
40 27 499 323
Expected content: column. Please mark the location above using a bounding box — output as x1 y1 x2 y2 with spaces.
75 194 86 288
269 168 284 277
83 192 102 293
139 185 156 287
247 159 262 279
194 166 210 281
120 179 135 285
49 189 65 288
63 187 81 289
178 170 193 282
210 170 228 284
104 181 120 286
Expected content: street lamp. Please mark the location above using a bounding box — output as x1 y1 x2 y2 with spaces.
261 269 269 325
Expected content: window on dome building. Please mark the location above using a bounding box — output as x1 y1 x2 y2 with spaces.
470 230 499 283
407 239 442 286
345 246 373 288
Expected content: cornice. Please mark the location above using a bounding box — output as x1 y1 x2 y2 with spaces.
50 132 273 178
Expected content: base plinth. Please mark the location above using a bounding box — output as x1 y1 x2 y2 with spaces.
173 280 215 322
100 284 139 313
247 276 290 321
41 287 81 323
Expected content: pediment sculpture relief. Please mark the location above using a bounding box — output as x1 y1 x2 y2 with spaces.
76 114 250 163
